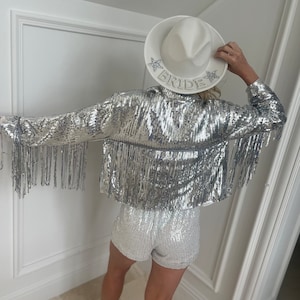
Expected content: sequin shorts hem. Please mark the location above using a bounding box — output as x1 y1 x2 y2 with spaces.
111 204 201 269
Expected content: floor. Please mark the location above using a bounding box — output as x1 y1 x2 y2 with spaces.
50 276 105 300
51 241 300 300
50 273 147 300
277 239 300 300
50 271 184 300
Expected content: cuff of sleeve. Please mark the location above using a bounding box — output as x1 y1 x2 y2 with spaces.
246 78 263 94
246 79 273 101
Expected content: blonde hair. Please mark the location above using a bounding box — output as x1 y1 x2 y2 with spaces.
198 86 221 101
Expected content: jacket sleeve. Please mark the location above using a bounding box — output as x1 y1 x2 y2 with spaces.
221 79 287 139
0 96 122 147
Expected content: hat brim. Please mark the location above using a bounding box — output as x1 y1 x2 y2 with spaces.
144 16 228 94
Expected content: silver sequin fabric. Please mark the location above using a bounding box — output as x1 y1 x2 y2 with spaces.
0 80 286 208
112 204 201 269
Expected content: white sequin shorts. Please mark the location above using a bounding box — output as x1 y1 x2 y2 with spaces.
111 204 201 269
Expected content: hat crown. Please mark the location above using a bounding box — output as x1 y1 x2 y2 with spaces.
161 18 212 78
144 15 227 94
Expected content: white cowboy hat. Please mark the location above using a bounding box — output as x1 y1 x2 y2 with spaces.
144 16 227 94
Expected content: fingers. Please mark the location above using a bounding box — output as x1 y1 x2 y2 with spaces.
214 42 259 85
215 41 249 71
220 42 239 54
214 42 242 63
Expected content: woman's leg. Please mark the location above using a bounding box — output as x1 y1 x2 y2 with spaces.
101 241 136 300
145 260 187 300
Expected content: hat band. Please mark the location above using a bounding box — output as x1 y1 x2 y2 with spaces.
148 57 221 93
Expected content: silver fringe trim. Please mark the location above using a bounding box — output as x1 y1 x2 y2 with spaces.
12 126 88 198
8 123 283 206
8 129 281 206
231 127 284 192
99 127 284 210
231 132 269 187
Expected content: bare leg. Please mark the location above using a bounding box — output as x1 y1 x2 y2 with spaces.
101 241 136 300
145 260 187 300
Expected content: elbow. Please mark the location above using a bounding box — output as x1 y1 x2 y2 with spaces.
280 113 287 126
269 112 287 131
269 102 287 129
276 107 287 127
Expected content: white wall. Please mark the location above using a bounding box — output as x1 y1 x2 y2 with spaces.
0 1 159 299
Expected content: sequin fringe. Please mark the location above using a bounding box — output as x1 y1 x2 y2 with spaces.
231 132 269 187
9 126 282 205
230 126 284 191
99 128 283 210
12 141 88 198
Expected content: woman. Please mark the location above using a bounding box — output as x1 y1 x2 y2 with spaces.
0 16 286 299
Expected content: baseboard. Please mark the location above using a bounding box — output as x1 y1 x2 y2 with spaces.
0 254 109 300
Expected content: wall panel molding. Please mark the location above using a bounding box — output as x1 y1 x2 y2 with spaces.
237 73 300 300
10 9 146 278
271 214 300 300
10 9 146 114
187 187 247 294
0 252 109 300
265 0 299 87
233 1 300 298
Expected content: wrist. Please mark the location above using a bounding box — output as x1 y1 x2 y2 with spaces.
239 66 259 85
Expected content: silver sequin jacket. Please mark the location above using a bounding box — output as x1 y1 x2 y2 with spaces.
0 79 286 210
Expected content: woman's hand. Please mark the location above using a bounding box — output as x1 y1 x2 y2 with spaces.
215 42 259 85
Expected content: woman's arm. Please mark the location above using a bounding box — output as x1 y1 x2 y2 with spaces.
0 98 117 147
215 41 259 85
214 42 286 138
